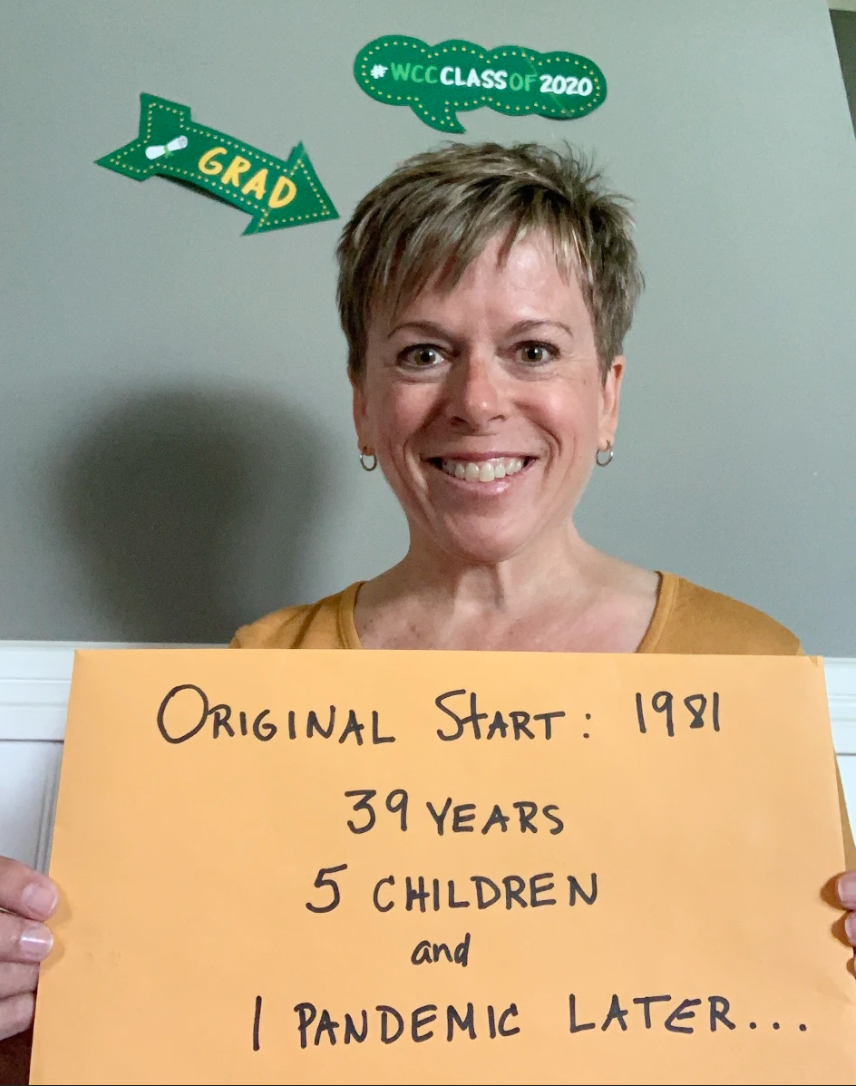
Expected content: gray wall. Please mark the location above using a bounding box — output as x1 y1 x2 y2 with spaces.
1 0 855 652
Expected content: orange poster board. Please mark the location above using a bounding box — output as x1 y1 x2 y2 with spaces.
30 650 856 1085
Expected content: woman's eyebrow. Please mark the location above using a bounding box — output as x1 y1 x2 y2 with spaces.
387 319 454 340
507 319 575 339
387 318 575 340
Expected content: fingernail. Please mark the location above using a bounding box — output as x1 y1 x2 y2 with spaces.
839 873 856 907
21 880 58 918
19 922 53 960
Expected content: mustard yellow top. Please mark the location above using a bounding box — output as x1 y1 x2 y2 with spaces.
231 571 801 654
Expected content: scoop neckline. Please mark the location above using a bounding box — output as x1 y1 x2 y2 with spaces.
338 571 678 653
636 570 677 653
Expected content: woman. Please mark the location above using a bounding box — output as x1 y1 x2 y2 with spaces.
1 142 854 1074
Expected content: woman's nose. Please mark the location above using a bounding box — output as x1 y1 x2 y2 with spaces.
444 353 508 430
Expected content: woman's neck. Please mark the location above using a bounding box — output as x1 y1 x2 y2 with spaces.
387 522 596 612
355 521 659 652
357 522 639 650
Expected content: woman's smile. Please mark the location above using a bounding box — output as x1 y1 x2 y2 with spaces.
430 454 534 485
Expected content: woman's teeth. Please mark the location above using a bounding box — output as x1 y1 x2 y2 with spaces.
439 457 526 483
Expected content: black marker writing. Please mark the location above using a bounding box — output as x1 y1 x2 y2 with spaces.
569 993 736 1034
253 995 262 1051
156 687 395 745
635 691 721 737
294 1001 521 1048
366 872 597 912
410 932 471 967
434 690 565 741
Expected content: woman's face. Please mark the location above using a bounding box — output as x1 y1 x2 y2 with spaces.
353 231 624 564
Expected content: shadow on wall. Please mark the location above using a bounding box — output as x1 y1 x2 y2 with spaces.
53 387 326 643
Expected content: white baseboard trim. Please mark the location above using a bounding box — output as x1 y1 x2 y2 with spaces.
0 640 222 741
825 659 856 755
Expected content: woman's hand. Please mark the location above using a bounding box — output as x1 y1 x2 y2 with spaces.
0 857 57 1040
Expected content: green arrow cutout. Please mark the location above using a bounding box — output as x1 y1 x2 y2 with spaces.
96 94 339 235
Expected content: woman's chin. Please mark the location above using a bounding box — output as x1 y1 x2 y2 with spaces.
426 521 539 566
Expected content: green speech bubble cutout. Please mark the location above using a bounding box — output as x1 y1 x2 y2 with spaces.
354 36 606 133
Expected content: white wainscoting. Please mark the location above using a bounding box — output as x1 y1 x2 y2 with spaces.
0 641 221 872
1 643 855 873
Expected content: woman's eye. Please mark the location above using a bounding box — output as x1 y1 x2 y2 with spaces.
402 345 443 368
518 343 553 365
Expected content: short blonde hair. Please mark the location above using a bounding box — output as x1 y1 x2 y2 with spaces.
337 142 644 380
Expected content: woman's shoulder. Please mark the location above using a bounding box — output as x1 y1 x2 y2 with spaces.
644 572 802 655
230 583 362 649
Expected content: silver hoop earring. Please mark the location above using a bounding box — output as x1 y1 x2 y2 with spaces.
359 450 378 472
596 441 614 467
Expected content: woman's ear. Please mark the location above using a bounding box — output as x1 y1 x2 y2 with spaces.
598 356 625 447
351 373 372 454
